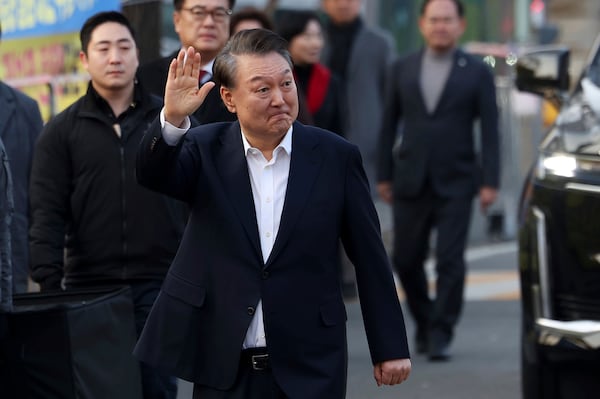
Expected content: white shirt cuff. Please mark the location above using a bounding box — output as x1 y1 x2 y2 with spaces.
160 108 191 146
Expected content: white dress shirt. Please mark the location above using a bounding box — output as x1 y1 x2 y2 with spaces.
160 110 292 348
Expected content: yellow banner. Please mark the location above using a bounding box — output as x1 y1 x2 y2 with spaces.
1 31 83 79
1 32 89 121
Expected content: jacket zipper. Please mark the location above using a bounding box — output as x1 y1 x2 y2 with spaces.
120 143 128 279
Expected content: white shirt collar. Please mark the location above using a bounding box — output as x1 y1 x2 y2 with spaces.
241 125 293 157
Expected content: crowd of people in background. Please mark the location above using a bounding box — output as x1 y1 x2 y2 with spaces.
0 0 499 398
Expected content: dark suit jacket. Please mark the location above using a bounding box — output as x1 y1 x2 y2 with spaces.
134 120 409 398
377 49 500 199
0 82 42 292
137 51 237 124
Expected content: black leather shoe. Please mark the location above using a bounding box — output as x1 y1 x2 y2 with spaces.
428 343 451 361
428 330 451 361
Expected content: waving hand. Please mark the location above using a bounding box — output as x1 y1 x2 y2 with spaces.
164 46 215 128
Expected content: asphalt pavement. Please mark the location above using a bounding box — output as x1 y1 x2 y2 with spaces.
346 241 521 399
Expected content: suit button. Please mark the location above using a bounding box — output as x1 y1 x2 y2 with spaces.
262 271 269 279
247 306 255 316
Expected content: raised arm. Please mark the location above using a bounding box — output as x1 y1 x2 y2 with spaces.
137 47 217 203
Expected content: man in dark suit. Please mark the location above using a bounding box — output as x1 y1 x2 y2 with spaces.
134 29 411 398
137 0 237 124
377 0 500 361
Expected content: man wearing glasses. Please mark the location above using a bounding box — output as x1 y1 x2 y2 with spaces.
138 0 237 124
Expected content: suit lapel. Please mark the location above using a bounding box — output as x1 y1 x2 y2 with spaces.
411 51 430 116
216 123 262 262
432 49 469 116
265 123 322 267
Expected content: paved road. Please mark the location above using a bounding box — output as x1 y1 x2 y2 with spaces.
345 242 521 399
345 301 520 399
177 242 521 398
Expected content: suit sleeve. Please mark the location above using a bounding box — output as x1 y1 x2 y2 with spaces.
341 145 410 363
377 31 398 97
24 96 43 143
24 94 43 201
377 58 403 183
477 64 500 188
136 117 201 203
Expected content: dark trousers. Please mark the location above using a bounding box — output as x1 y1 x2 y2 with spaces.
392 190 472 341
193 349 287 399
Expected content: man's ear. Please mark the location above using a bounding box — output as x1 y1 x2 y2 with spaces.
173 10 181 35
220 86 236 113
79 50 89 71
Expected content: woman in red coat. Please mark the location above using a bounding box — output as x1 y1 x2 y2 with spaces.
277 10 344 136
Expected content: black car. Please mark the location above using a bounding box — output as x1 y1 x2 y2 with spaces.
516 39 600 398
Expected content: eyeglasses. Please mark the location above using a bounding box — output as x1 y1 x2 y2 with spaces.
180 6 233 22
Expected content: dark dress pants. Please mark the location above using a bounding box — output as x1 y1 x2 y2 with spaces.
392 189 473 342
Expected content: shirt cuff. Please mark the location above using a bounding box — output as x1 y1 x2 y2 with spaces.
160 108 191 146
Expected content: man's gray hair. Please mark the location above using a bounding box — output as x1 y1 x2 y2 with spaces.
213 28 293 89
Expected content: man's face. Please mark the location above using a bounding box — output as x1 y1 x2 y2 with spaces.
174 0 231 58
419 0 465 52
220 52 299 141
80 21 138 93
321 0 362 25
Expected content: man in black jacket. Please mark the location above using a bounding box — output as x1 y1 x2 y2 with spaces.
29 11 185 399
137 0 237 124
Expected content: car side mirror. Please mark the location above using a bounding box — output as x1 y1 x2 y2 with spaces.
515 47 570 107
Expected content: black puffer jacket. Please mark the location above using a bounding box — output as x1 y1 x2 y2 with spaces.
30 83 186 289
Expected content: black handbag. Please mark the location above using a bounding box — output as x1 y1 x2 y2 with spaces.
0 286 142 399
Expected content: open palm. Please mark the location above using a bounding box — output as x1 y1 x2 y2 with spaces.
164 46 215 127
